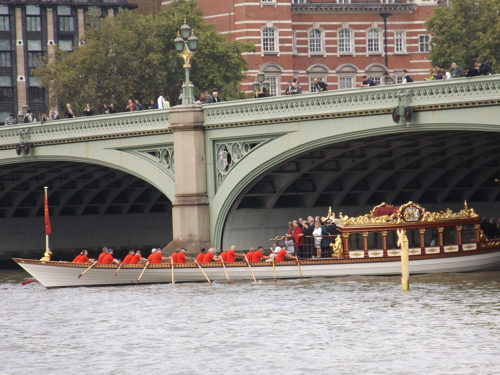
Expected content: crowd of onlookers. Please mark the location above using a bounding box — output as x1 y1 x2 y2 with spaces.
2 61 494 125
2 90 223 126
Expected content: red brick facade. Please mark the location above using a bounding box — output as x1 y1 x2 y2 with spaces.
173 0 437 95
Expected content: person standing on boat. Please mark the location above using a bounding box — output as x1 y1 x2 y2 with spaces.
291 220 303 257
196 248 206 263
226 245 246 263
97 247 108 264
302 217 315 258
101 249 120 265
122 250 135 264
313 222 323 258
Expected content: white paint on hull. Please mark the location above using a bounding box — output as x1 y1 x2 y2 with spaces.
15 249 500 288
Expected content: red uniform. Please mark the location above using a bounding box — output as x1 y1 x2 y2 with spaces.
101 253 115 264
149 252 163 264
202 252 214 263
72 255 82 263
122 254 134 264
79 255 90 263
252 251 264 262
292 227 303 247
245 252 253 262
172 252 179 263
276 249 288 262
217 252 228 263
129 254 141 264
196 252 206 263
177 252 187 264
226 250 236 263
97 252 107 264
148 253 155 261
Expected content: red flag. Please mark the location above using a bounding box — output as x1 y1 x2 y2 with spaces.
44 190 51 235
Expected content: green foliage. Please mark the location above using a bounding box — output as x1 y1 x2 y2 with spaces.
33 0 254 115
155 0 255 100
426 0 500 71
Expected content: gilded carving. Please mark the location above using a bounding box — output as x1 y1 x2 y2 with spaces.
335 201 479 227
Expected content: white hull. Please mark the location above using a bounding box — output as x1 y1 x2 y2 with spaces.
14 249 500 288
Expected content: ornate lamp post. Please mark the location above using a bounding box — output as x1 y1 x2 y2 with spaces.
174 20 198 105
18 102 29 124
252 71 270 96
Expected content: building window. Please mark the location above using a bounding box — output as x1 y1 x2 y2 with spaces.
26 16 41 32
28 52 43 68
0 75 13 103
292 0 306 4
27 39 42 51
0 39 10 51
369 76 382 85
381 0 395 3
339 76 353 89
338 0 351 3
268 76 278 96
58 6 74 32
338 29 352 53
29 87 45 103
0 5 9 15
309 29 322 53
419 35 430 52
59 17 74 32
262 27 276 52
367 29 380 53
0 52 11 67
395 31 405 53
59 40 73 51
0 15 9 31
397 76 404 84
310 77 325 93
26 5 41 15
261 0 275 2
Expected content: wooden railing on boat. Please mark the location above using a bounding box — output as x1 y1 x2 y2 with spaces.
271 222 487 260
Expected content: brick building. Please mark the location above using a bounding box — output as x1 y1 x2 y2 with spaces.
187 0 437 95
0 0 136 124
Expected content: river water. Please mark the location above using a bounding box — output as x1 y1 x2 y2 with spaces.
1 269 500 375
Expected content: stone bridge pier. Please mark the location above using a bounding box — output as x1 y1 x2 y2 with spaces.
169 105 211 252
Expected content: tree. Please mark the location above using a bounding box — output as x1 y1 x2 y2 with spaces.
155 0 255 101
33 0 254 115
426 0 500 72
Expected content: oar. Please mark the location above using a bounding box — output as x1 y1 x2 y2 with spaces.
21 279 36 286
271 258 277 283
114 262 123 277
296 257 304 279
245 256 257 284
171 257 175 284
220 256 231 284
194 260 211 283
135 261 149 285
78 261 98 279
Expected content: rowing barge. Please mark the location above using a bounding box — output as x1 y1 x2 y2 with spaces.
14 201 500 288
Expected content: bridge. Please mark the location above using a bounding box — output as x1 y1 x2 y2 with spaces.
1 76 500 261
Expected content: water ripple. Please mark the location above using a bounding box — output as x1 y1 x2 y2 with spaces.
1 270 499 374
